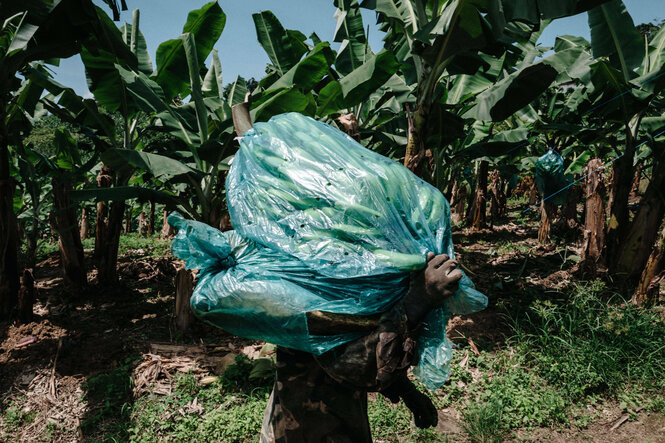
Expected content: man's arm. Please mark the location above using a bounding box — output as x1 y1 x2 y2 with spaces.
313 253 462 427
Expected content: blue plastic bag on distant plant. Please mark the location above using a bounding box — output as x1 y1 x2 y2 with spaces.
535 149 572 205
171 113 487 389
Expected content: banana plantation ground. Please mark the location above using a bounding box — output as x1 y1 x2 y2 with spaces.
1 197 664 442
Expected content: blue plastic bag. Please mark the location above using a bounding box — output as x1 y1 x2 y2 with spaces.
535 149 572 205
172 112 487 389
170 212 406 355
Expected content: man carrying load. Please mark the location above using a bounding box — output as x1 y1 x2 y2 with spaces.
261 252 462 442
169 105 486 442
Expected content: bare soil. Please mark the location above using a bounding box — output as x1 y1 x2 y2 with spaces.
1 214 663 442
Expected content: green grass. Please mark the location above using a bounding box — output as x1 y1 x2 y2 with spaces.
85 352 446 442
0 397 36 439
83 280 665 442
506 193 530 207
441 280 665 441
125 355 274 442
445 348 568 441
459 398 504 443
82 355 274 442
490 240 533 256
10 276 661 442
368 394 445 442
115 233 172 258
34 233 172 262
127 387 268 443
509 280 665 401
81 357 138 439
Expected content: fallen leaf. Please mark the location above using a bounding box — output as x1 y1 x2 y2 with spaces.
468 338 480 356
459 350 469 368
259 343 276 357
249 358 274 380
217 353 239 374
199 376 218 386
242 345 261 360
15 336 38 348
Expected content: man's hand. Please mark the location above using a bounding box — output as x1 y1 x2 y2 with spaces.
404 252 463 327
381 375 438 429
422 252 463 307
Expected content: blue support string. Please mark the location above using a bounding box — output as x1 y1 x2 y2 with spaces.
583 72 665 116
485 73 665 160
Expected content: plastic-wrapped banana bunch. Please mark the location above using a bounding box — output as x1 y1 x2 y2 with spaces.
172 112 487 389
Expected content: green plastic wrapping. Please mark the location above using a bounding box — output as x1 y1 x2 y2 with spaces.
535 149 572 205
172 112 487 389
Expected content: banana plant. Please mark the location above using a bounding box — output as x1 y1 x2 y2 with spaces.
250 7 401 123
581 1 665 277
46 129 99 290
76 2 237 229
0 0 117 317
109 3 402 229
360 0 614 178
28 5 180 284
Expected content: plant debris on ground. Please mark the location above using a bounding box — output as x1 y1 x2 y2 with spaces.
1 202 664 442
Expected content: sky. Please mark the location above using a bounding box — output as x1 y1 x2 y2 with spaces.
51 0 664 98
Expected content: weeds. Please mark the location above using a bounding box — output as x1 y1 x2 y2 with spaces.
368 395 412 439
509 280 665 400
81 357 138 438
32 233 171 262
128 389 268 443
491 240 532 256
124 355 274 442
449 279 665 440
1 398 36 435
115 234 172 258
459 398 504 443
368 394 444 442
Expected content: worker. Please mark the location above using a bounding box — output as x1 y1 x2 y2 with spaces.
260 252 462 442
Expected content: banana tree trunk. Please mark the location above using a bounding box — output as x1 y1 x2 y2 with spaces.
138 211 148 237
148 201 155 236
470 160 488 230
629 163 642 201
528 181 538 206
26 211 39 269
489 169 505 225
0 111 19 319
606 136 636 273
450 179 466 225
563 183 581 230
632 224 665 306
96 201 124 284
17 269 35 324
161 209 175 239
538 201 556 244
499 181 507 215
52 177 87 290
403 105 426 178
80 207 90 240
614 161 665 280
580 158 606 268
174 268 195 332
124 206 132 233
94 166 124 285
